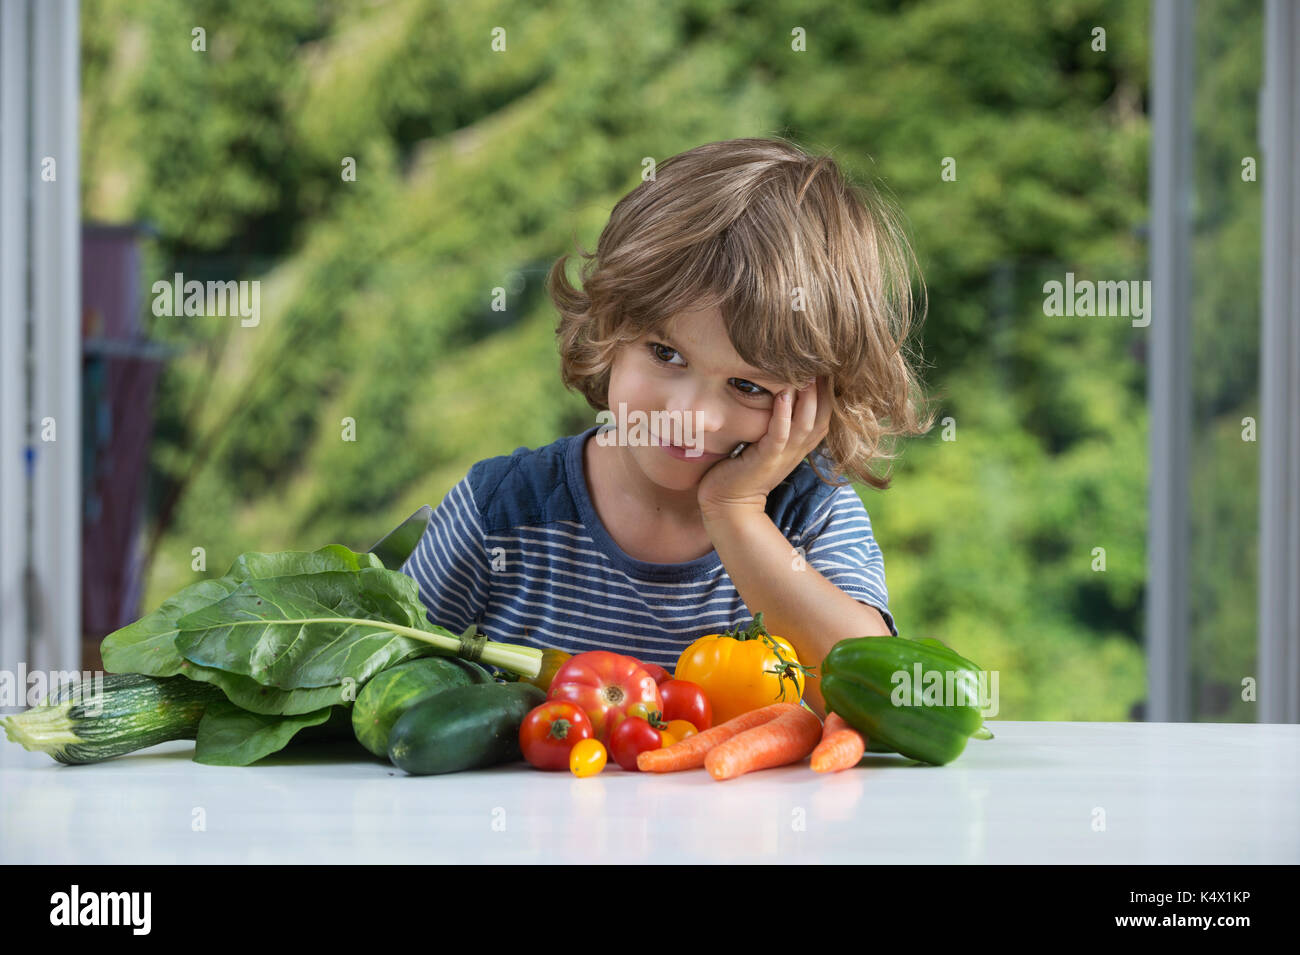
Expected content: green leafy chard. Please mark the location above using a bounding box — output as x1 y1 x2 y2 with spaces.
49 543 545 765
170 569 450 714
193 702 355 766
101 545 385 677
102 543 542 717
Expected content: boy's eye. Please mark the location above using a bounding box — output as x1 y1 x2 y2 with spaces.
648 342 684 366
645 342 770 399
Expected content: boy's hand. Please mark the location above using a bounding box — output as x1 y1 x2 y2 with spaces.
697 375 832 519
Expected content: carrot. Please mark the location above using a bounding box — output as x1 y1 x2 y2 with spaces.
704 704 823 781
821 710 853 736
810 711 866 773
636 703 796 773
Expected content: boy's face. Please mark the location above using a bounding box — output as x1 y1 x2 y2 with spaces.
604 306 791 499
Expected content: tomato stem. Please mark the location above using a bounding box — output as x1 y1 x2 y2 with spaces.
721 613 768 642
721 612 818 701
745 612 818 700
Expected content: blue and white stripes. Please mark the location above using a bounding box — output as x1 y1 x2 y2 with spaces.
400 426 897 671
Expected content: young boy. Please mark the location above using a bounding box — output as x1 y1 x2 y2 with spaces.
401 137 935 718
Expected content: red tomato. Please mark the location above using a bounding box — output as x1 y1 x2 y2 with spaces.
657 679 713 731
608 716 665 771
519 702 594 771
640 662 673 685
547 651 662 745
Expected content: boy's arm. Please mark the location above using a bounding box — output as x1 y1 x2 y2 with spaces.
701 500 893 720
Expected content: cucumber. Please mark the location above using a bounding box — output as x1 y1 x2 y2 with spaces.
387 682 545 775
352 656 492 757
1 672 226 764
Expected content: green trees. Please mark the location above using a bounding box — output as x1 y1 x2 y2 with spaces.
80 0 1259 719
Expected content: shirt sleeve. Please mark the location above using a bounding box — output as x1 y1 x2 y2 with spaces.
793 483 898 636
399 476 491 635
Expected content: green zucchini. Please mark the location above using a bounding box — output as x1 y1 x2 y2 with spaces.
1 672 226 764
352 655 492 757
388 681 544 775
821 637 986 766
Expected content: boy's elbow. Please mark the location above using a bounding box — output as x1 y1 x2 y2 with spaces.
860 603 893 637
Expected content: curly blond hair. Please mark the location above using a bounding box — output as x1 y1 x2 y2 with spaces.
548 136 937 490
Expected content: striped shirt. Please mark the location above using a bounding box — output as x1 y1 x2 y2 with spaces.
400 424 897 673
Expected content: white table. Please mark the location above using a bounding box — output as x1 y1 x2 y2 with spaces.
2 720 1296 864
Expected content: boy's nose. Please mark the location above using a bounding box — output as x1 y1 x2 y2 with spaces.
666 403 723 437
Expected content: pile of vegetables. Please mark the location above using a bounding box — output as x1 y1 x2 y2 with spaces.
514 613 994 780
2 547 993 777
1 545 543 768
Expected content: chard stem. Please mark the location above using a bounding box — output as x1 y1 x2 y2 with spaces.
186 616 544 679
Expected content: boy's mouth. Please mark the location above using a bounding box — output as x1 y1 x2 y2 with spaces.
651 433 725 460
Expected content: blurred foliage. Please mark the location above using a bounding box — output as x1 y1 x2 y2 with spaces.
79 0 1261 720
1187 0 1261 721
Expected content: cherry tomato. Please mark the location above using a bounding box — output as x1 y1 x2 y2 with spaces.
665 719 698 740
519 701 594 771
659 731 679 748
608 716 666 771
658 679 713 731
569 739 607 777
608 700 667 739
548 651 662 745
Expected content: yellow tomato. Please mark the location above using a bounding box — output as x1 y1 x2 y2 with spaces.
674 612 810 724
659 731 678 748
569 739 607 777
665 719 697 740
